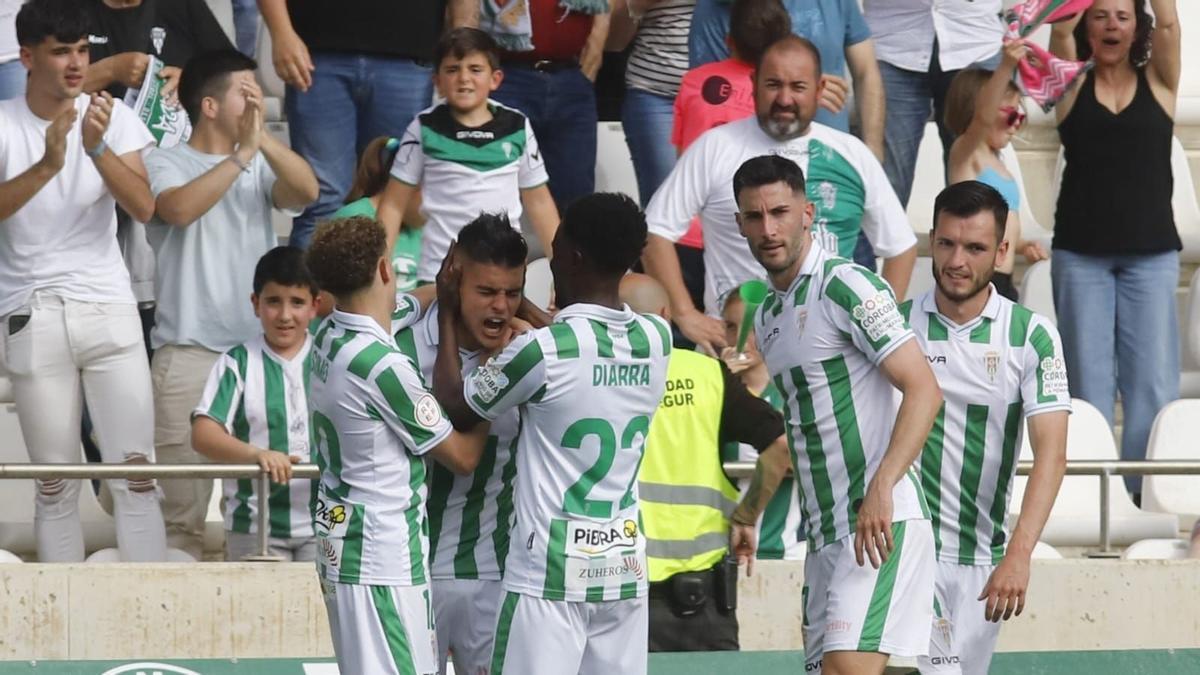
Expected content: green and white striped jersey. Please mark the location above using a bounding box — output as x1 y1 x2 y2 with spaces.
755 245 929 551
464 304 671 602
903 289 1072 565
308 309 454 586
392 301 520 582
193 333 314 539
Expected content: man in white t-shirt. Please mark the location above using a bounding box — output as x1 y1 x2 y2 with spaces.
643 35 917 354
144 48 317 560
0 0 165 562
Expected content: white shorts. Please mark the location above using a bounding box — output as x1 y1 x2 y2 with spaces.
432 578 503 675
918 562 1001 675
802 519 935 673
489 592 648 675
320 578 438 675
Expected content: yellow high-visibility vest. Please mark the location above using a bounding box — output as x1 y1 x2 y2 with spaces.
639 349 741 582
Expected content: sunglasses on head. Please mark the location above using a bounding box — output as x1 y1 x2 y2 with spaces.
999 106 1026 128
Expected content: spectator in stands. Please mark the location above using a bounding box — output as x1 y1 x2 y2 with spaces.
644 36 916 354
85 0 235 101
481 0 610 212
943 41 1050 302
0 0 165 562
230 0 258 57
259 0 477 249
620 273 789 652
144 48 317 559
333 136 423 294
192 246 318 562
0 1 23 99
863 0 1004 206
1049 0 1181 496
377 28 558 285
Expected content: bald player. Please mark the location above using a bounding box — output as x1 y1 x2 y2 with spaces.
624 274 791 652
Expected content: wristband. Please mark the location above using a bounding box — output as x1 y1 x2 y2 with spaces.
228 154 251 172
85 139 107 159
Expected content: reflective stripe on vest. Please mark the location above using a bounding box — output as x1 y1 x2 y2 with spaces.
639 350 741 582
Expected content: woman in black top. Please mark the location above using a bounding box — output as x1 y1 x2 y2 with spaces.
1049 0 1181 497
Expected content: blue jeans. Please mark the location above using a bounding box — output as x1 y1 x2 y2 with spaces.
492 64 598 210
0 59 26 100
877 45 999 206
1051 249 1180 493
230 0 260 57
285 53 433 248
621 88 677 207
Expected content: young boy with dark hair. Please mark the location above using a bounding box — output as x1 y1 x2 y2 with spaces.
191 246 319 562
376 27 558 282
144 48 318 559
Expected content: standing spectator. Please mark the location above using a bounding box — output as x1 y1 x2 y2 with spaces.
230 0 258 57
0 0 165 562
85 0 235 100
258 0 478 249
482 0 610 211
144 49 317 559
863 0 1004 206
0 0 24 99
1049 0 1181 495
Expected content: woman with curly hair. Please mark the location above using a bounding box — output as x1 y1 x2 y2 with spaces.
1049 0 1181 497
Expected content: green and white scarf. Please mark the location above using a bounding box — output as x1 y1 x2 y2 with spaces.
481 0 609 53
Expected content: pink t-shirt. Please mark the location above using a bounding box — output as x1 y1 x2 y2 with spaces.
671 58 756 249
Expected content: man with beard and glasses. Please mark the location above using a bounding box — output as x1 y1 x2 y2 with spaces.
643 35 916 355
728 154 940 675
903 181 1069 675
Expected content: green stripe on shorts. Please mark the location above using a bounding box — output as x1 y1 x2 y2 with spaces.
370 586 416 675
490 591 521 674
858 520 907 652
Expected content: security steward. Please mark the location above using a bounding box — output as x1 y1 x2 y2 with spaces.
621 274 789 651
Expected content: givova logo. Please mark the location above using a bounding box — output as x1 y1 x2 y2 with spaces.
100 664 201 675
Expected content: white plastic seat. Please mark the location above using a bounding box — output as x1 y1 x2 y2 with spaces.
1121 538 1189 560
905 122 945 240
906 257 935 300
1177 275 1200 397
523 258 553 311
1017 259 1055 324
594 122 640 204
1031 541 1063 560
203 0 236 47
1008 399 1179 547
0 549 22 563
255 21 286 123
1142 400 1200 520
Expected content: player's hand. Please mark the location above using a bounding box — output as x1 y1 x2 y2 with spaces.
1019 240 1049 263
819 74 849 115
730 521 759 577
854 480 894 569
436 242 463 317
40 106 77 173
979 553 1030 622
720 346 762 376
158 65 183 102
256 448 300 484
507 316 535 338
81 93 114 156
113 51 150 88
272 28 315 92
674 308 727 356
235 85 264 160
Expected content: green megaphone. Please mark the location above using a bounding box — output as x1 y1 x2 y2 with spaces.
735 280 771 354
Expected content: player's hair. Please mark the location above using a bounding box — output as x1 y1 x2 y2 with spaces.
932 181 1009 242
457 213 528 269
16 0 93 47
943 68 1023 136
305 216 388 298
732 154 807 201
178 49 259 123
253 246 318 296
1074 0 1154 68
346 136 400 203
755 34 822 78
435 27 501 71
560 193 647 275
730 0 792 66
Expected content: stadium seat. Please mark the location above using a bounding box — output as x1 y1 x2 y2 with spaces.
86 547 197 563
1008 399 1179 547
905 122 944 242
1178 273 1200 397
1142 400 1200 520
205 479 226 555
524 257 553 311
1032 541 1063 559
1017 259 1055 324
594 122 640 204
907 257 935 300
255 21 286 123
1121 538 1189 560
0 549 22 563
203 0 236 47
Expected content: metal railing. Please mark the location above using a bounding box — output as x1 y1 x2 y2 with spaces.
0 460 1197 558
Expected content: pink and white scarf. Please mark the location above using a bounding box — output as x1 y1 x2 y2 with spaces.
1005 0 1094 112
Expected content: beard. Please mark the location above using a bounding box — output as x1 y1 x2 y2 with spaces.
757 104 807 141
933 263 993 302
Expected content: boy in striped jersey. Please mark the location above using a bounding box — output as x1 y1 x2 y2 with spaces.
392 213 527 675
304 216 492 675
192 247 319 561
431 194 670 675
910 182 1069 675
728 155 942 675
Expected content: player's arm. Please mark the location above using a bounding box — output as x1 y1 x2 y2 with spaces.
426 424 492 475
980 409 1067 622
192 416 298 484
879 246 916 301
520 184 559 260
432 285 487 431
